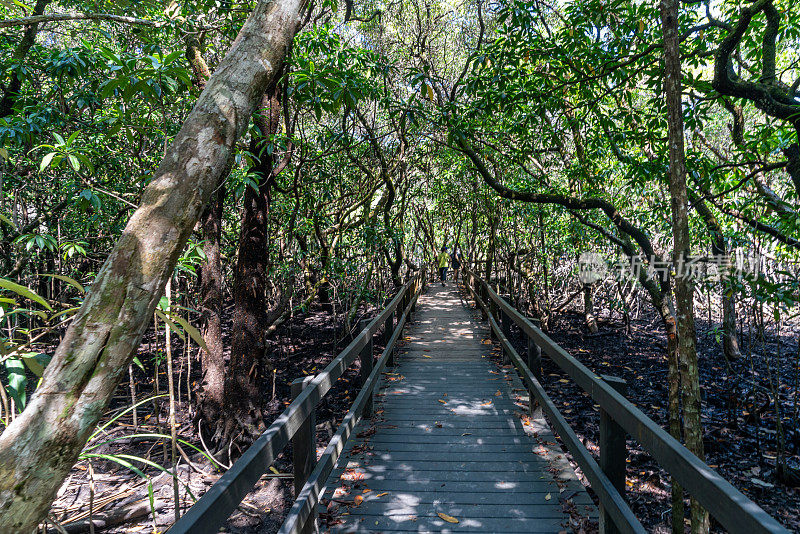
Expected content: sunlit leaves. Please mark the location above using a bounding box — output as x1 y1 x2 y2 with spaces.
290 24 393 119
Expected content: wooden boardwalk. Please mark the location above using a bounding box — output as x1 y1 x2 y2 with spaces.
320 283 597 533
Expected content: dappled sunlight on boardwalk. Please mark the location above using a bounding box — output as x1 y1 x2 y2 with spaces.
320 283 596 532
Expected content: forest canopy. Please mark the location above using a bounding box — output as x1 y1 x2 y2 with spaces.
0 0 799 531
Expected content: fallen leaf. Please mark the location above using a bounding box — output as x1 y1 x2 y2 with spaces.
438 399 447 404
545 493 552 500
354 495 364 506
376 492 388 497
269 466 280 475
437 512 459 523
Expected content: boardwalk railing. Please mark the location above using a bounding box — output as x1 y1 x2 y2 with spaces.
462 267 789 534
170 268 426 534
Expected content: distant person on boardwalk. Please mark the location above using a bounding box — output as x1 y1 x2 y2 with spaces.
437 246 449 286
451 248 461 282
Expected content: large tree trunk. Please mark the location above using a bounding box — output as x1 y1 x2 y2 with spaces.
197 185 227 430
0 0 307 530
661 1 709 532
226 86 283 447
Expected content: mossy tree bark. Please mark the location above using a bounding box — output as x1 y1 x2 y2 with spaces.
661 0 709 531
0 0 308 530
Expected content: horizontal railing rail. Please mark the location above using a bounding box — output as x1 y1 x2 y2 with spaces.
170 268 426 534
462 267 788 534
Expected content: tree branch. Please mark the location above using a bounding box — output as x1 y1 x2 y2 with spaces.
0 12 165 29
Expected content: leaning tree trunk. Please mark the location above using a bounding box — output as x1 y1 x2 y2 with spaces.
661 1 709 532
0 0 307 530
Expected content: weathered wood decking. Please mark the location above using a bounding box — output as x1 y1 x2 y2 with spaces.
320 283 597 533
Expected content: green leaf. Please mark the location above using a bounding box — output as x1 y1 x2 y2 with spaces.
170 314 207 352
37 273 85 294
154 309 185 341
52 132 65 145
39 152 56 172
20 352 51 377
68 154 80 172
4 358 27 408
80 452 148 480
0 213 16 229
49 306 80 320
11 1 33 13
0 277 53 311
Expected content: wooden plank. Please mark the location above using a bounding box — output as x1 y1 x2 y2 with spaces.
329 516 571 533
365 422 525 432
328 468 576 484
327 489 591 507
340 453 549 465
364 435 531 445
341 442 533 454
328 501 579 519
326 480 585 495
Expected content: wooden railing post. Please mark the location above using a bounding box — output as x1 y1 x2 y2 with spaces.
291 376 317 533
500 294 512 363
526 318 543 416
501 295 512 339
384 311 394 366
358 319 374 417
395 292 404 342
489 295 498 341
479 281 488 320
599 375 628 534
